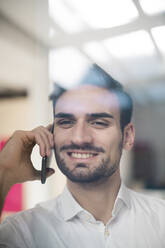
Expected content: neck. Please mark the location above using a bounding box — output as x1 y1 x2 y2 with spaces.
67 170 121 225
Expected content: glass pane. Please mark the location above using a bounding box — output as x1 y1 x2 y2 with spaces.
139 0 165 15
103 30 155 58
49 0 138 32
83 41 110 63
68 0 138 28
49 0 86 33
49 47 90 88
152 26 165 54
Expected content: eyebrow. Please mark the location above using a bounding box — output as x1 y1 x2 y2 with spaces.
54 112 75 119
54 112 114 119
87 112 114 119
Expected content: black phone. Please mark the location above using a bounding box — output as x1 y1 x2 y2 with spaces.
41 124 54 184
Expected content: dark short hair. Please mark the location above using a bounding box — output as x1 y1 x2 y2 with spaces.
50 64 133 132
112 89 133 132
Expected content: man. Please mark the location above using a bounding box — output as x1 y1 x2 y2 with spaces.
0 65 165 247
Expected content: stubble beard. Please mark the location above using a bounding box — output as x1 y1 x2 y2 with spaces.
54 146 122 184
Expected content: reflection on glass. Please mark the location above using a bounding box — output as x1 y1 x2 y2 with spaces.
49 0 86 33
83 41 110 63
68 0 138 28
139 0 165 15
152 26 165 54
49 0 138 32
49 47 90 87
103 30 155 58
49 27 56 38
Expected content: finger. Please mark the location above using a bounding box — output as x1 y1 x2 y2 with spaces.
34 133 47 157
32 127 51 156
36 126 54 148
38 131 52 156
42 127 54 147
32 126 54 156
44 125 54 146
46 124 52 131
46 168 55 178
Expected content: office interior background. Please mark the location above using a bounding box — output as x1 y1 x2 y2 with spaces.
0 0 165 218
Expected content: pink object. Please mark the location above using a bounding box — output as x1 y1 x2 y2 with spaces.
3 184 23 211
0 139 7 150
0 139 23 212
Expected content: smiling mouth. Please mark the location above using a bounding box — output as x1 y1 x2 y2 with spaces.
67 152 98 159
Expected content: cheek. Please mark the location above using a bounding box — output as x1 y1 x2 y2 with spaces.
98 131 122 152
97 129 121 143
54 128 70 147
54 130 62 148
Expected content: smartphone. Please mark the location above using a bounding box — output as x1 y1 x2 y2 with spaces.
41 124 54 184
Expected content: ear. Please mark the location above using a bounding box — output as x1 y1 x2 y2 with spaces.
122 122 135 151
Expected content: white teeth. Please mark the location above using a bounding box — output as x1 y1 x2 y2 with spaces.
71 153 94 159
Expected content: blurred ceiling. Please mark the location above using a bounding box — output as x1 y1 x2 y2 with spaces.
0 0 165 101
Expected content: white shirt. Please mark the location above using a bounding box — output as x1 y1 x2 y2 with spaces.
0 183 165 248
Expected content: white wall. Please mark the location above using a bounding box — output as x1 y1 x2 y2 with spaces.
0 98 30 136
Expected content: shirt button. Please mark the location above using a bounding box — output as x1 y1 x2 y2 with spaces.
83 213 91 222
86 215 91 222
104 229 110 237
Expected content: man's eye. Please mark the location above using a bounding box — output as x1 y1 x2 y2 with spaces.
90 121 109 128
57 120 74 128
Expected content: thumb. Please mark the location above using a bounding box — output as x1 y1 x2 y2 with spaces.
46 168 55 178
32 168 55 182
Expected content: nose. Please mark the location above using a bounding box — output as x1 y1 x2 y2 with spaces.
70 121 93 145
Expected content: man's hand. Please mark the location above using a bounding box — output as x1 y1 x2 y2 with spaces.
0 125 55 214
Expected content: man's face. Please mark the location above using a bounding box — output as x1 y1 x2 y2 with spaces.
53 85 130 184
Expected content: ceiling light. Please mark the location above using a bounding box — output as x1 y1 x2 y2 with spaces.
68 0 138 29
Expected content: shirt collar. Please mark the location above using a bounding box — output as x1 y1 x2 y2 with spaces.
117 182 131 209
61 186 84 221
60 182 131 221
110 182 131 218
